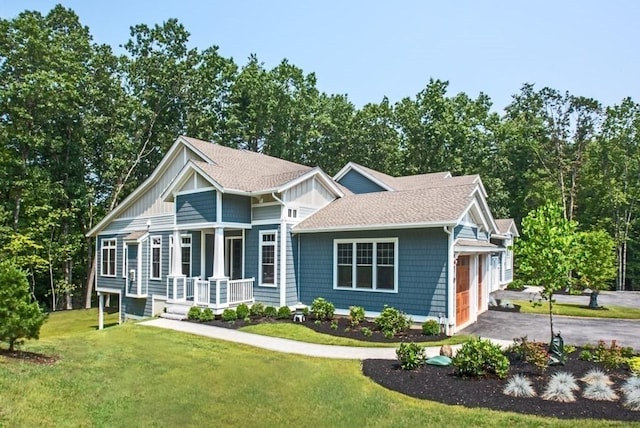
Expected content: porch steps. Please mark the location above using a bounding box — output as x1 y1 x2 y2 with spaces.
160 301 193 321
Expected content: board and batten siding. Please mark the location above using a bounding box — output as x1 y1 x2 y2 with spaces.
103 215 174 234
222 194 251 223
298 228 449 318
176 190 216 224
120 147 203 219
337 169 386 194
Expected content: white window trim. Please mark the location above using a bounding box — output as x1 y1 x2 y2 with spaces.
259 230 277 287
150 236 162 280
122 242 128 278
169 234 193 277
101 238 117 277
333 238 399 293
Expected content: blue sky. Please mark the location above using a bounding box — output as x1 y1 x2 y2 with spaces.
3 1 639 112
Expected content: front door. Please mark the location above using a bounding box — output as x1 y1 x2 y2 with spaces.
225 237 243 280
456 255 470 325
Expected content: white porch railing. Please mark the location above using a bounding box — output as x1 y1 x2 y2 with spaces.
167 276 254 310
228 278 254 305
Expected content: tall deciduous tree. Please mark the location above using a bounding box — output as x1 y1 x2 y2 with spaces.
516 202 577 339
574 229 617 308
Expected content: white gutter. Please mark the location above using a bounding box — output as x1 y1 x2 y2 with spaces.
272 192 288 307
444 225 455 336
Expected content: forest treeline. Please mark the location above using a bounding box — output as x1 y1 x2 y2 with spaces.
2 6 640 310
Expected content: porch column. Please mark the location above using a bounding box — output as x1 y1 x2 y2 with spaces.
98 292 104 330
171 229 182 276
212 227 225 279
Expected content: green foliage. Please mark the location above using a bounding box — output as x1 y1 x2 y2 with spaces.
628 357 640 375
421 319 440 336
361 327 372 337
330 320 338 330
250 303 265 317
375 306 410 337
517 202 577 337
235 303 250 320
221 309 237 322
310 297 334 321
200 308 214 322
452 337 510 379
507 336 549 372
0 262 48 351
187 307 202 321
396 342 426 370
264 306 277 318
349 306 365 326
580 340 628 369
276 306 291 320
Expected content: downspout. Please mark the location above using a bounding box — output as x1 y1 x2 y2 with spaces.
444 225 454 336
272 192 288 307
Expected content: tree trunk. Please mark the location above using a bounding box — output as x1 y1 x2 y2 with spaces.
588 290 599 309
85 241 95 309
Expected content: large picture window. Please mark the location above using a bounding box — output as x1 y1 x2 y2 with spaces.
169 234 192 276
259 231 277 287
150 236 162 279
101 239 116 277
334 238 398 292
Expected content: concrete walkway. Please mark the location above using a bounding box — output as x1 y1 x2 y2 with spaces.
140 318 512 360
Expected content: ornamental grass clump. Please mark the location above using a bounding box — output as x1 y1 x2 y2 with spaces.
621 376 640 396
623 388 640 411
541 377 576 403
549 371 579 392
503 375 536 398
581 368 613 385
583 382 618 401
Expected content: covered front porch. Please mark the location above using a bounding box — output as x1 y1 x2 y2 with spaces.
166 227 254 313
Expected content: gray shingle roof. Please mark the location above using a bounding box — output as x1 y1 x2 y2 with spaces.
295 183 477 231
182 136 313 192
495 218 519 236
348 162 452 190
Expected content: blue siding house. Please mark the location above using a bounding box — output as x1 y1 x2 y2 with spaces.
88 136 517 334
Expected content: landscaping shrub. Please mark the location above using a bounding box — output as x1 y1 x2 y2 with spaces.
580 340 627 369
187 306 202 321
396 342 426 370
236 303 250 319
310 297 335 321
349 306 365 326
507 336 549 372
200 308 214 322
375 306 411 338
629 357 640 376
276 306 292 319
361 327 372 337
250 303 265 317
421 319 440 336
264 306 278 318
222 308 237 321
452 337 510 379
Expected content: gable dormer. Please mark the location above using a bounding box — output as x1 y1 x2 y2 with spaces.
333 162 393 194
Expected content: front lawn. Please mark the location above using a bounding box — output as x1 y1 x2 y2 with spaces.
0 309 636 427
511 300 640 319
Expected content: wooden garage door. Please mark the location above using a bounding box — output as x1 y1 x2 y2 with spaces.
477 256 483 311
456 256 470 325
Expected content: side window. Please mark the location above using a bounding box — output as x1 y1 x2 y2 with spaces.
259 231 277 286
150 236 162 279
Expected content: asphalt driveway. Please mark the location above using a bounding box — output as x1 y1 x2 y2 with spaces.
461 290 640 350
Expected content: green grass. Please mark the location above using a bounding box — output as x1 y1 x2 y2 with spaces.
239 322 471 347
0 309 637 427
40 308 120 339
513 300 640 319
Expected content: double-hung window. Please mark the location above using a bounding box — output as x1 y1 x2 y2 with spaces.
169 235 192 276
101 239 116 277
334 238 397 292
259 231 277 287
150 236 162 279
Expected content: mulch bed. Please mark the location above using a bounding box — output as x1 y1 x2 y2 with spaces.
363 350 639 422
193 316 447 343
0 349 59 365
